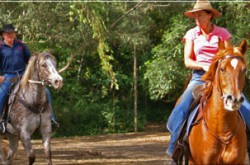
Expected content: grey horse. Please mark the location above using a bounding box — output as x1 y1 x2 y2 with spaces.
1 51 63 165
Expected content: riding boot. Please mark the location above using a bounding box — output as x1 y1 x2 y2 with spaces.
170 159 178 165
52 119 60 131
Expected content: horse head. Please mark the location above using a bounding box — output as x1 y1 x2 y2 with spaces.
202 39 248 111
21 51 63 89
36 51 63 89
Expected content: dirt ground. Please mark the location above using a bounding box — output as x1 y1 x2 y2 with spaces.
6 123 172 165
2 123 250 165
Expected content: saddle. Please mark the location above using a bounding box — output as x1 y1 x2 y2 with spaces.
171 84 204 165
1 77 21 123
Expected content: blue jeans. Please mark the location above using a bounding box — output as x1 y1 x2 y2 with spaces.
166 70 250 157
166 70 204 156
0 73 56 120
241 94 250 130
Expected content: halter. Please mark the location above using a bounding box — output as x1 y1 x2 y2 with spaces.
19 53 54 114
28 80 46 85
215 54 245 97
200 54 245 163
28 54 53 86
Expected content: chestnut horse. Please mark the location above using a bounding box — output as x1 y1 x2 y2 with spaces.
188 39 248 164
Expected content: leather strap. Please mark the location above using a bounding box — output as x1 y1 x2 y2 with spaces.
17 96 49 114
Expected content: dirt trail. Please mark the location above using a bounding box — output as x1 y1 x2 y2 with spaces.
11 132 170 165
3 123 250 165
3 123 170 165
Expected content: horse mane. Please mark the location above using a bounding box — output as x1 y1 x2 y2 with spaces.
201 47 245 98
20 53 39 89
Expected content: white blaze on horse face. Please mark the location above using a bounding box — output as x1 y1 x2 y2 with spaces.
231 59 238 70
46 59 63 89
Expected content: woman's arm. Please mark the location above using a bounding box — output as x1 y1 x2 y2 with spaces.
184 39 209 71
224 38 231 48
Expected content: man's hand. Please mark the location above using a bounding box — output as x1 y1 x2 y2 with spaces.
0 76 5 83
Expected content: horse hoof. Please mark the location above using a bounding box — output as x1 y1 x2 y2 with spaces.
170 160 178 165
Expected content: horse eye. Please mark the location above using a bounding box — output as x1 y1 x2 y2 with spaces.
42 63 47 68
220 67 225 72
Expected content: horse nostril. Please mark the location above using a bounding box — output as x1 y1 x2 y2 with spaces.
54 78 63 88
239 96 244 103
227 95 233 101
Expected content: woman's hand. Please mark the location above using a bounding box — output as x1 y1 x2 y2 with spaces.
202 65 210 72
0 76 5 83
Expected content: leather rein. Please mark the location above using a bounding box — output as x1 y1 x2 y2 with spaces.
18 54 53 114
199 54 245 146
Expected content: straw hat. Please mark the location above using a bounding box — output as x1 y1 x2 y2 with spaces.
184 0 221 19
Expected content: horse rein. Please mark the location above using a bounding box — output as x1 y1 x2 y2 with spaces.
200 54 245 163
19 53 52 114
199 95 241 164
199 96 240 145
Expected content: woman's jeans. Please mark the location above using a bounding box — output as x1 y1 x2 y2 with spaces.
0 73 56 120
166 70 250 157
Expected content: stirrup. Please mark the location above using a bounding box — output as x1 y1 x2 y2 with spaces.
0 122 6 134
52 120 60 130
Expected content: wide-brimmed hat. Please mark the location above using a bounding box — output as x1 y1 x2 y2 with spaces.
184 0 221 19
0 24 17 35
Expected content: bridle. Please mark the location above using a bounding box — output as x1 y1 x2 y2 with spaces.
28 53 55 86
200 54 246 163
215 54 246 97
18 53 55 114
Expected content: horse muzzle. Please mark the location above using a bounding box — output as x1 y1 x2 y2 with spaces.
49 75 63 89
222 94 244 111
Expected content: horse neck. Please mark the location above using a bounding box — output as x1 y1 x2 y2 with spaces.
21 70 47 106
204 87 239 135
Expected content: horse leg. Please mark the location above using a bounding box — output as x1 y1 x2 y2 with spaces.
247 128 250 164
0 136 6 165
40 112 52 165
20 132 35 165
6 135 18 165
42 134 52 165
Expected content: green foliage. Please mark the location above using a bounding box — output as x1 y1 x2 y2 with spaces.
0 2 249 137
145 8 191 101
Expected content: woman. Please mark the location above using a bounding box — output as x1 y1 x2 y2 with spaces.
166 0 250 158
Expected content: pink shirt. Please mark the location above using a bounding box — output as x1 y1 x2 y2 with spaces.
183 24 231 64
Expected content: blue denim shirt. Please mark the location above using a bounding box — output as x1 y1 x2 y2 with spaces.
0 39 31 74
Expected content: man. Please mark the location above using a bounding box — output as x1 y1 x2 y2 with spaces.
0 24 59 133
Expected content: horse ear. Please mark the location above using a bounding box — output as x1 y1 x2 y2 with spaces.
238 38 248 55
218 38 225 50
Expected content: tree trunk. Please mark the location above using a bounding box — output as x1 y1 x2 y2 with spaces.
133 44 138 132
